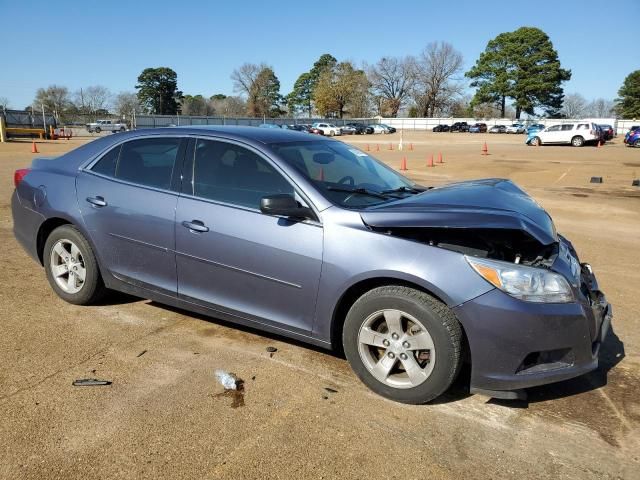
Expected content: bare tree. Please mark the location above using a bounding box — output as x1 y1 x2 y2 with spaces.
34 85 70 120
587 98 615 118
561 93 588 118
231 63 268 97
413 42 463 117
0 96 9 110
113 92 142 118
367 56 415 117
85 86 111 114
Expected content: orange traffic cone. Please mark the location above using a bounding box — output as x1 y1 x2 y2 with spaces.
388 143 393 151
365 144 370 151
428 154 434 168
375 144 380 152
409 143 413 151
597 140 602 148
400 157 408 171
438 152 443 164
481 142 489 156
31 141 38 153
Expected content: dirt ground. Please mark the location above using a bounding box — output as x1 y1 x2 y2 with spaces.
0 131 638 479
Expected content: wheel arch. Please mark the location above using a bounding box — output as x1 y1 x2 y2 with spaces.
36 217 72 265
329 276 466 352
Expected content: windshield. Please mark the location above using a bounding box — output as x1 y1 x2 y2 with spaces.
270 140 415 207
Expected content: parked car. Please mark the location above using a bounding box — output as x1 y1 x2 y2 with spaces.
309 126 324 135
346 123 373 134
288 125 311 133
526 122 600 147
369 124 388 134
526 124 546 135
258 123 281 129
450 122 470 132
624 128 640 147
379 124 396 134
86 119 127 134
488 125 507 134
505 124 526 134
594 125 607 144
340 125 357 135
432 125 450 132
598 124 614 141
311 122 341 136
12 126 612 404
469 123 487 133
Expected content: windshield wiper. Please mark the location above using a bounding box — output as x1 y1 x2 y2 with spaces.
380 186 424 194
326 186 391 200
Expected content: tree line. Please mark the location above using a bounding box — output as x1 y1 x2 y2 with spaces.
7 27 640 121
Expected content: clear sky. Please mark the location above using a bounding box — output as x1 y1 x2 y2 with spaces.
1 0 636 109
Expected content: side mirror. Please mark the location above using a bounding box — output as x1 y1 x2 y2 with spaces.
260 194 314 220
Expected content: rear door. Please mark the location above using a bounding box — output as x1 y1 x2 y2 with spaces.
174 138 323 334
77 136 186 295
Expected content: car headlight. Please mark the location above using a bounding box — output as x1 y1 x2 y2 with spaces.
465 256 574 303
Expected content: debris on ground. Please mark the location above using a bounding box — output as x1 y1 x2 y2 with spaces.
213 370 245 408
72 379 112 386
136 350 147 358
215 370 239 390
324 387 338 394
266 346 277 358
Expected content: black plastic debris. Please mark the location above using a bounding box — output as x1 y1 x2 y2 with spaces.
632 179 639 187
324 387 338 394
72 379 112 386
266 346 277 358
136 350 147 358
590 177 603 183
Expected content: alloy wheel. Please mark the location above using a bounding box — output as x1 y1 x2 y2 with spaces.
49 239 86 294
357 309 436 389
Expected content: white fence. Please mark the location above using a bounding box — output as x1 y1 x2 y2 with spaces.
379 117 635 135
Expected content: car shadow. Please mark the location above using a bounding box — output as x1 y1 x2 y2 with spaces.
146 301 345 359
488 325 625 408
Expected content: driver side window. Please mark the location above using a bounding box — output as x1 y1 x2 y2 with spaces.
191 139 294 209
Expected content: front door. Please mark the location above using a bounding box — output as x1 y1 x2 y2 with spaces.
175 138 323 334
77 136 186 294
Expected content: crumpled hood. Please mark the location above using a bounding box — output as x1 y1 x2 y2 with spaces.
360 178 557 245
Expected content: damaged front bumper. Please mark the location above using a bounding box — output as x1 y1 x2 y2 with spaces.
453 261 612 397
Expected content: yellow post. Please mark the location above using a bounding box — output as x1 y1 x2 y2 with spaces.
0 115 7 143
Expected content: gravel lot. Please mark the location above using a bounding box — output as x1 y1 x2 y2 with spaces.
1 132 638 479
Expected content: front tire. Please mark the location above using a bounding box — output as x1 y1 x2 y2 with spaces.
343 286 462 404
531 136 541 146
44 225 106 305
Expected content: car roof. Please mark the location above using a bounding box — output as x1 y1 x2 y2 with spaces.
163 125 318 143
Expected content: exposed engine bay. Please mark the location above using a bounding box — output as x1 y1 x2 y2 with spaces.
370 226 558 267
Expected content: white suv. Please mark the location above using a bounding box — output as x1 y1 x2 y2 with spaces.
312 122 341 136
529 122 599 147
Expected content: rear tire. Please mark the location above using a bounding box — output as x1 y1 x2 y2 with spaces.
343 286 462 404
95 127 101 133
44 225 106 305
571 136 584 147
531 136 541 146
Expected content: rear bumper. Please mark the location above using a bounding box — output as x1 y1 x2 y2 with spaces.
454 287 611 392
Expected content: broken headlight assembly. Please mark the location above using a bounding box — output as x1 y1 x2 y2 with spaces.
465 256 574 303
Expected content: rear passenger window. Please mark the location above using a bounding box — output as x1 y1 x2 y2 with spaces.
561 124 574 131
577 124 589 130
191 139 293 209
547 125 561 132
115 138 181 189
91 145 121 177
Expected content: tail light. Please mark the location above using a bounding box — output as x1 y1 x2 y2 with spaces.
14 169 31 188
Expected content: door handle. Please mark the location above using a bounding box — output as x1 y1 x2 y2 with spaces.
182 220 209 233
86 196 107 207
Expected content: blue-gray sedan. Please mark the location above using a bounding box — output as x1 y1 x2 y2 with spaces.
11 126 611 403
